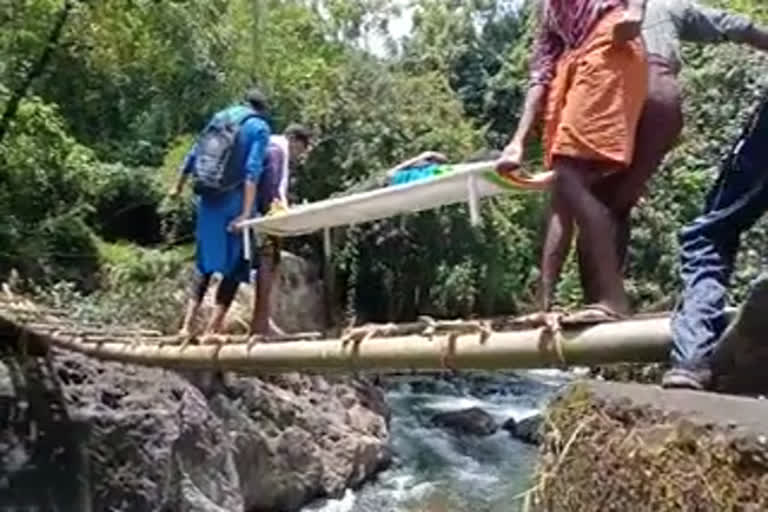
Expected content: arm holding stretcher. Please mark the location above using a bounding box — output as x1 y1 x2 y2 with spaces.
496 0 647 175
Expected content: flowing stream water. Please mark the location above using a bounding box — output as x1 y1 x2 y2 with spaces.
304 370 571 512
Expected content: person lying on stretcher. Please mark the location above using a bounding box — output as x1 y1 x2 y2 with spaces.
340 151 448 193
345 147 535 194
386 151 449 185
387 149 551 187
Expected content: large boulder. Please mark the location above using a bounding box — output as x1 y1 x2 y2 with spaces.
197 251 326 335
501 413 543 445
0 349 390 511
430 407 497 436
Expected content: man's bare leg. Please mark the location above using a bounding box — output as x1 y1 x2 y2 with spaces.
180 299 201 336
538 202 575 312
267 265 281 333
578 130 677 304
180 268 211 336
578 63 684 304
205 277 240 334
614 213 632 274
554 157 629 315
205 305 229 334
578 211 630 304
251 248 276 335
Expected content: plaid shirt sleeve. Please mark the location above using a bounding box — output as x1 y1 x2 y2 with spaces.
264 145 285 201
529 23 565 87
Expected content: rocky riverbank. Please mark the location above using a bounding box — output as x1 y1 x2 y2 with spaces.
0 252 396 511
0 349 391 511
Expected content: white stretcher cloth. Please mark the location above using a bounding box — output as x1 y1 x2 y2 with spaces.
238 161 552 238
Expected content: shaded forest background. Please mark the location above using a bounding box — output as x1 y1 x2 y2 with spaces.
2 0 768 329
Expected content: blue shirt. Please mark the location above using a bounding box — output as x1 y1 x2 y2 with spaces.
181 105 271 279
181 105 271 184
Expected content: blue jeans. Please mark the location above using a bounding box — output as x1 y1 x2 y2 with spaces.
671 96 768 370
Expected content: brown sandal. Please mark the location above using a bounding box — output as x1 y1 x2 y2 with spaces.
565 304 627 325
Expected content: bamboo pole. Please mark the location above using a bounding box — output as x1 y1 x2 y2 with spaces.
40 316 673 373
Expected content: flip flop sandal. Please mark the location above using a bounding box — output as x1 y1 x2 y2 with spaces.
514 308 566 328
564 304 627 325
661 367 711 391
515 311 547 326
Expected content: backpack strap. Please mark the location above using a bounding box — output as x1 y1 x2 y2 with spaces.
233 107 262 128
218 108 264 187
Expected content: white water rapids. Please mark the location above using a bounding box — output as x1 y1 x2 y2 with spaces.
304 370 573 512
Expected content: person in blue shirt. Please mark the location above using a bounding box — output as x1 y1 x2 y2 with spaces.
170 89 271 336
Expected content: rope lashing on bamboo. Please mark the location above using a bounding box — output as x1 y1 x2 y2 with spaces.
543 312 569 368
1 291 682 373
340 317 496 371
539 326 569 368
0 293 323 352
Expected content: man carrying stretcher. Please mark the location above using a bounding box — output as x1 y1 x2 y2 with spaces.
497 0 649 323
579 0 768 310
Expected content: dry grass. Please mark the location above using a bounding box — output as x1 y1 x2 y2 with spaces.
527 384 768 511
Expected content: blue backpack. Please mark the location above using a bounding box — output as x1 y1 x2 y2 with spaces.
192 107 259 196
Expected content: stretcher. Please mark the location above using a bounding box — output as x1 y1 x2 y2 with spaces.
237 161 552 257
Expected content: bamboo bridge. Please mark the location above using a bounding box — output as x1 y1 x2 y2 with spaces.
0 291 680 373
0 162 691 373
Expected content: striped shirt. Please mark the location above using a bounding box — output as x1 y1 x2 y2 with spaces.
257 143 286 215
530 0 624 86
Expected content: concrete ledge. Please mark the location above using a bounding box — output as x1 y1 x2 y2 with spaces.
527 380 768 511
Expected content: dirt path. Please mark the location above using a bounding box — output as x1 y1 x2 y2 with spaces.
589 380 768 437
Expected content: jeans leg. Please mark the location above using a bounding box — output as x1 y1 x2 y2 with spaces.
671 116 768 369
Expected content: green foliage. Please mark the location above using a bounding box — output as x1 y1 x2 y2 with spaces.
430 260 478 318
403 0 531 146
298 62 480 200
36 243 192 330
36 0 250 164
709 0 768 21
0 90 100 285
6 0 768 326
0 0 71 90
85 162 165 244
96 240 191 289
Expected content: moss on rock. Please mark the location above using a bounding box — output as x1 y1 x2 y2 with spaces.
590 363 669 385
526 382 768 511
